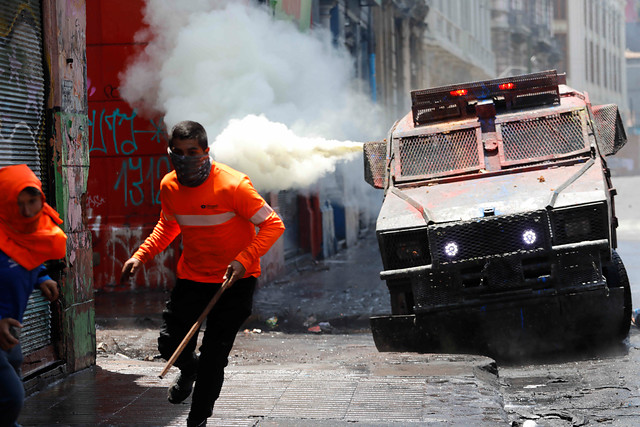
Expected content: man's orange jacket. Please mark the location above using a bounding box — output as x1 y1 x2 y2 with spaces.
133 161 285 283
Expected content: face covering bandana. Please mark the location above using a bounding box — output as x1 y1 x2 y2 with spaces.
168 147 212 187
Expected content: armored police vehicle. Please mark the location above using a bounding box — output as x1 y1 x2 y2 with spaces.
363 71 631 358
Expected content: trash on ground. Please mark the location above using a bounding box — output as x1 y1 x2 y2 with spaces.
266 316 278 329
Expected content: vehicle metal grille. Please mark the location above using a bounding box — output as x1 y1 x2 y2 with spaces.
397 127 481 178
483 258 524 289
500 111 587 163
429 211 549 265
412 270 460 310
558 251 602 286
592 103 627 156
550 203 608 245
363 141 387 188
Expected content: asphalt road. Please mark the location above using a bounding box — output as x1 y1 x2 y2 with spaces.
499 174 640 427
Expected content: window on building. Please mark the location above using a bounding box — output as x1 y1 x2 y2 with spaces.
614 10 619 45
604 50 609 89
510 0 524 12
554 0 566 20
555 33 567 74
612 52 616 91
596 45 600 85
589 41 594 83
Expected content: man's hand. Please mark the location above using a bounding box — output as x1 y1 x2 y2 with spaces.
120 257 143 284
223 260 246 287
0 318 21 351
40 279 59 302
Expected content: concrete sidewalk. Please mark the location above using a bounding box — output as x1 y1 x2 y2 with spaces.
20 334 507 426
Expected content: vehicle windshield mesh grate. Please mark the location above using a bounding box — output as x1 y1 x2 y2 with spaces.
500 111 586 163
398 127 481 178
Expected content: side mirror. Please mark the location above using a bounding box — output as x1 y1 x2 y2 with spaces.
592 104 627 156
363 141 387 189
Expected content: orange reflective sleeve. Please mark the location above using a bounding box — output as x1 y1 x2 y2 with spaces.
133 211 181 264
233 177 285 270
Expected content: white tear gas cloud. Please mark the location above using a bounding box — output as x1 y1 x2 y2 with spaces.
120 0 386 192
214 115 362 192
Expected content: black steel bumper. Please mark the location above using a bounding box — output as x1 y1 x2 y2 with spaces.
370 284 627 360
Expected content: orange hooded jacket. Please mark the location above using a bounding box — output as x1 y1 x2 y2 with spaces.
0 164 67 270
133 161 284 283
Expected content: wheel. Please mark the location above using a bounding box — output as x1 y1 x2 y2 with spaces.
603 249 632 341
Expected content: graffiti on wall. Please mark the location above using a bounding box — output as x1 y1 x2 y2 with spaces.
89 107 166 155
87 96 174 289
88 107 169 207
98 224 174 289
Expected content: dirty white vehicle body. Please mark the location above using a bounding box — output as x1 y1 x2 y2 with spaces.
364 71 631 359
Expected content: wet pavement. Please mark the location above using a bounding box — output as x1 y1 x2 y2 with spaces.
20 335 506 426
18 173 640 426
19 230 510 425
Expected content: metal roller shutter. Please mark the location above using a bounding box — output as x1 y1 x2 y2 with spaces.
0 0 53 359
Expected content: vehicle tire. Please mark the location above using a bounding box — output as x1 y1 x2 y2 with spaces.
603 249 632 341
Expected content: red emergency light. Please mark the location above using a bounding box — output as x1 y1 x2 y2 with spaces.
410 70 565 126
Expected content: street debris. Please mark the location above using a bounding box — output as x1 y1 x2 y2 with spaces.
266 316 278 329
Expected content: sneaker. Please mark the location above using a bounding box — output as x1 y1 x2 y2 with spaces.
167 371 197 404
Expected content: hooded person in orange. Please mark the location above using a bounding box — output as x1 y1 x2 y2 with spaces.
121 121 285 427
0 164 67 427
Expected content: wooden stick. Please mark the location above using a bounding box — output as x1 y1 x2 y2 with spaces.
159 279 230 379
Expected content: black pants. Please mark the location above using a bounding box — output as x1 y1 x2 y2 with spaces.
158 276 256 423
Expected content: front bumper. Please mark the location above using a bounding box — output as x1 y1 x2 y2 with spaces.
370 284 626 360
380 238 609 281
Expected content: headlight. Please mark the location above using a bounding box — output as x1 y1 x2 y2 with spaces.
522 229 537 245
444 241 459 257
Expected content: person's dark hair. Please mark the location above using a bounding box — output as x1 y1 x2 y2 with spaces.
21 186 41 196
169 121 208 151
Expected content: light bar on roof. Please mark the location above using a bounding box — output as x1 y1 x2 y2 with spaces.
411 70 566 126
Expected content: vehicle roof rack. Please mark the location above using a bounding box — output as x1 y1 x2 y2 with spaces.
411 70 566 126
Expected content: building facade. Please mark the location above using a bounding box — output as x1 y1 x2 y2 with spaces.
422 0 495 86
491 0 557 78
371 0 429 122
620 0 640 174
553 0 627 110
